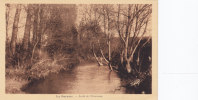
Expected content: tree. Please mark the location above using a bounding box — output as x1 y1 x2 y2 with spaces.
100 5 115 70
79 5 116 70
10 4 21 55
116 4 152 73
6 4 10 43
32 5 39 45
23 4 33 50
78 5 103 62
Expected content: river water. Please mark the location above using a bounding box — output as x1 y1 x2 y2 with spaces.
24 63 127 94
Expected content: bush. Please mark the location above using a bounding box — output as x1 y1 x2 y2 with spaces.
6 67 28 80
28 53 78 80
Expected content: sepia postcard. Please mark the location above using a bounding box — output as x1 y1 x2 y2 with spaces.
0 0 158 100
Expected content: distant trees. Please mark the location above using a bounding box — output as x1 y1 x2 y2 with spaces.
5 4 152 94
6 4 152 74
78 5 104 62
79 5 116 70
99 5 115 70
46 5 77 56
79 4 152 74
6 4 78 68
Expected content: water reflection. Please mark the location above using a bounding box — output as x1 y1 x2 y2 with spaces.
24 63 126 94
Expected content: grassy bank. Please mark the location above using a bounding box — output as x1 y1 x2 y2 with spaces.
6 55 79 94
6 67 28 93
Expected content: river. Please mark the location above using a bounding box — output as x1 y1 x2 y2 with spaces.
24 63 127 94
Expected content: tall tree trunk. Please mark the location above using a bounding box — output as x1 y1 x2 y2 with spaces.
103 6 113 71
10 5 21 55
37 6 44 49
108 35 112 70
32 7 39 45
23 5 33 50
107 13 112 70
123 5 132 73
6 4 10 44
124 35 131 73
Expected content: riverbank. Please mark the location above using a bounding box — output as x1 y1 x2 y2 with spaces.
6 77 28 94
6 57 79 94
6 67 28 93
